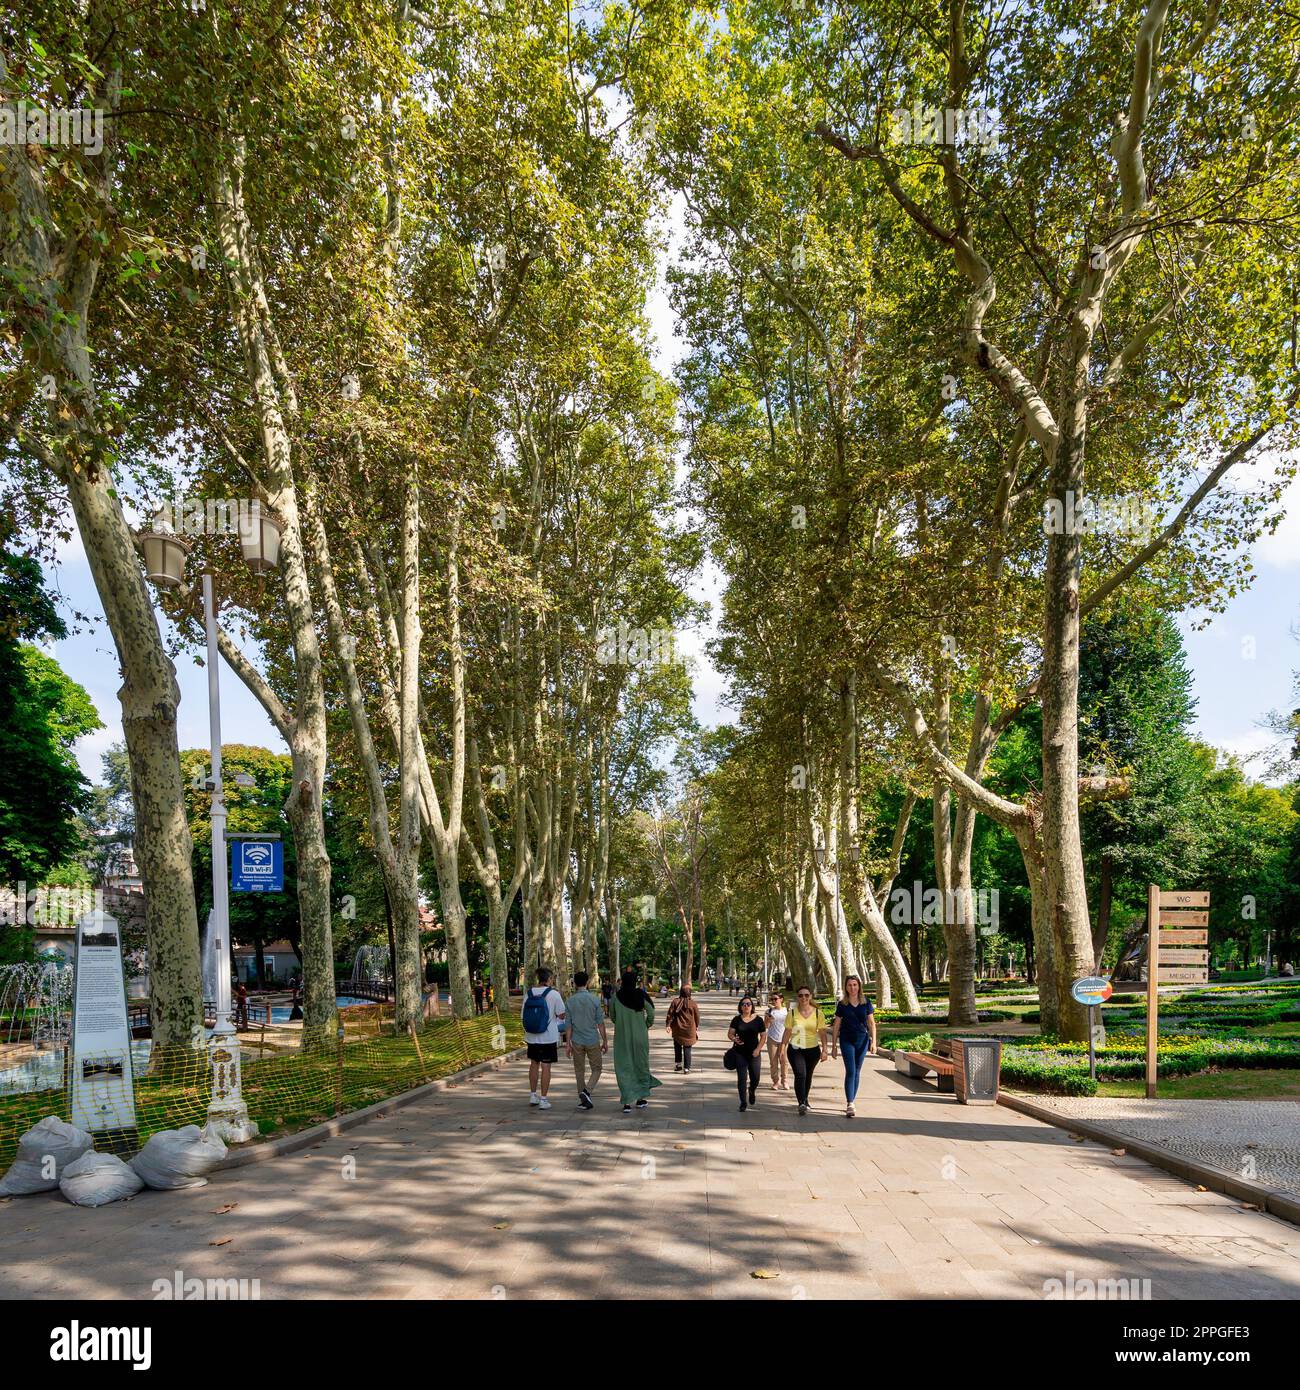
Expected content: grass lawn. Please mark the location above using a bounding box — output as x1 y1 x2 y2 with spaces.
1097 1069 1300 1101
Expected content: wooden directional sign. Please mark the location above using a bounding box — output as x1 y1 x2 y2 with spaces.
1159 890 1209 908
1146 884 1211 1098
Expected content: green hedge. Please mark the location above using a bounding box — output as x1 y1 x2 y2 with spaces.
996 1032 1300 1095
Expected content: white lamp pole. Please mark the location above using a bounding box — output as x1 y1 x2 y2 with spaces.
139 509 279 1144
833 863 843 992
202 573 256 1143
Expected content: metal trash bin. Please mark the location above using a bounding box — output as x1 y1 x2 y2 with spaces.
950 1038 1001 1105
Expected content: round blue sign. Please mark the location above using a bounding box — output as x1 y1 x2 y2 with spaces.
1070 976 1112 1005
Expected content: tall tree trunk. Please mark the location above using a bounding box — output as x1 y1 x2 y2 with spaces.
1040 327 1098 1043
1014 821 1059 1035
2 81 203 1050
1093 851 1114 969
934 781 978 1026
548 890 569 986
285 769 336 1042
874 952 893 1009
76 468 204 1048
208 138 337 1045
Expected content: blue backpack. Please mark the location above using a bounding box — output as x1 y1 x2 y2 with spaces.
521 987 552 1034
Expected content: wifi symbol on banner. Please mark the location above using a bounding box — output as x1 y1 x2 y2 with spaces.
244 844 271 865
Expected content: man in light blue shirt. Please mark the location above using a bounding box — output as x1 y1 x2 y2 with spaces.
564 971 608 1109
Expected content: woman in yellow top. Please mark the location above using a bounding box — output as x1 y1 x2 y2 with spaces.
786 986 829 1116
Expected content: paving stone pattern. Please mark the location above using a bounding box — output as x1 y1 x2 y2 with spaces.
1 994 1298 1299
1022 1096 1300 1196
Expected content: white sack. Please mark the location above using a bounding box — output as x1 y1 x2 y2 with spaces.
58 1149 144 1207
0 1116 95 1195
130 1125 227 1190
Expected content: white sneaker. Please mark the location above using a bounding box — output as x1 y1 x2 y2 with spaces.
537 1096 552 1109
529 1091 540 1106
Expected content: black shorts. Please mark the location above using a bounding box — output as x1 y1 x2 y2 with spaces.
526 1042 558 1063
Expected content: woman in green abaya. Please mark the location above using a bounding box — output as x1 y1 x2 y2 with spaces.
609 968 662 1112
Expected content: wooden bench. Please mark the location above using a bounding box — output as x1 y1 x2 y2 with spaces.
895 1050 956 1094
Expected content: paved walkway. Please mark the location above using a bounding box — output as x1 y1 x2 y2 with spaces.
3 994 1299 1299
1020 1095 1300 1195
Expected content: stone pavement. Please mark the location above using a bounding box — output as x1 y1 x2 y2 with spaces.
2 993 1299 1299
1018 1095 1300 1196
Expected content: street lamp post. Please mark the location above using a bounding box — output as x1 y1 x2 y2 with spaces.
140 510 280 1144
201 572 256 1143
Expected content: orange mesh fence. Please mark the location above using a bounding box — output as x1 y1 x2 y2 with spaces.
0 1007 522 1173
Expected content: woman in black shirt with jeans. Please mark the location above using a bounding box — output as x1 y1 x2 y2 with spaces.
728 996 767 1111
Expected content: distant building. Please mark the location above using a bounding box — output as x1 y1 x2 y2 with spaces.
105 844 144 895
232 939 299 985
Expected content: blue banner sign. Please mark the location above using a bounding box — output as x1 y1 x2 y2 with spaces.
231 839 284 893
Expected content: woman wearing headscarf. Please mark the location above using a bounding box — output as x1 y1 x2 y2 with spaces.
609 968 662 1113
665 983 701 1072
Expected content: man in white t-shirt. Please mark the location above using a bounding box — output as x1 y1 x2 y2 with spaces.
521 967 566 1110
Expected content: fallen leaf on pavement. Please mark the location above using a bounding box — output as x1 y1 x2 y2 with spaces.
492 1222 511 1230
1110 1148 1126 1157
209 1203 238 1214
209 1237 232 1247
750 1269 779 1279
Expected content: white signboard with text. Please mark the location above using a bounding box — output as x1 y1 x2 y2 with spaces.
69 913 137 1136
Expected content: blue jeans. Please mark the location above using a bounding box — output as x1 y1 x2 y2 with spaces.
840 1035 869 1103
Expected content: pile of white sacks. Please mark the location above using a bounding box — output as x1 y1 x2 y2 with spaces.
0 1116 226 1207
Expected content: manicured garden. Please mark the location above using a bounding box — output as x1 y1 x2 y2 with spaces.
871 981 1300 1098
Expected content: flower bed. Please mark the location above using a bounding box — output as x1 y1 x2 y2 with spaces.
998 1032 1300 1097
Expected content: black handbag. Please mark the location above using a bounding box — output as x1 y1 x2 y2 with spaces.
723 1045 739 1071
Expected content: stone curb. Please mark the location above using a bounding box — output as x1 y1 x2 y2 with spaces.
214 1045 528 1171
996 1090 1300 1228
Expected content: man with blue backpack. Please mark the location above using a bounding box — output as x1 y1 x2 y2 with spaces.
522 967 566 1110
